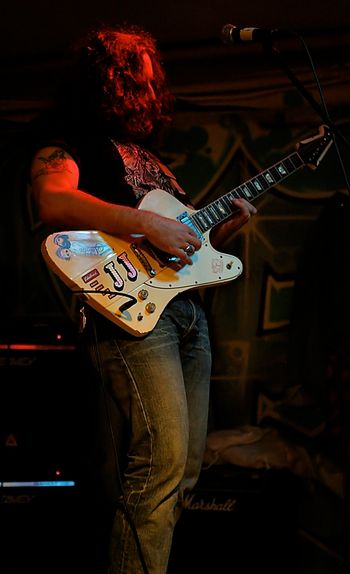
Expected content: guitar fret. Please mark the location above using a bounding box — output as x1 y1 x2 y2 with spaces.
246 181 258 197
251 176 266 193
289 152 304 169
262 170 276 185
276 162 288 177
257 174 270 189
202 209 216 226
215 199 231 218
192 211 207 233
192 213 207 232
222 196 234 212
281 157 295 173
196 211 212 230
229 189 237 200
207 204 222 222
238 184 254 200
268 166 283 181
211 202 226 221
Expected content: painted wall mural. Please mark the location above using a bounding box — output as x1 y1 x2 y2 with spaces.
159 76 349 428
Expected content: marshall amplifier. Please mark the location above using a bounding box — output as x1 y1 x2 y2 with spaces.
168 464 300 574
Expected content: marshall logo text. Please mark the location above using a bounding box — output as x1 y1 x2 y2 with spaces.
183 494 237 512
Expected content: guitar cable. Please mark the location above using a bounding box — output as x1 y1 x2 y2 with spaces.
89 312 151 574
73 289 138 313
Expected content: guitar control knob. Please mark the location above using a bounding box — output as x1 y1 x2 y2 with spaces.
138 289 149 300
145 302 156 314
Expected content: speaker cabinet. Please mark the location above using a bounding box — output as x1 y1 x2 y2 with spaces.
168 465 300 574
1 344 84 481
0 333 107 574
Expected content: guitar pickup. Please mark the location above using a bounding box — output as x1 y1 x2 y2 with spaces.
141 240 174 267
177 211 204 241
131 243 157 277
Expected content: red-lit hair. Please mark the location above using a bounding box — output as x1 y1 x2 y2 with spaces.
69 25 174 140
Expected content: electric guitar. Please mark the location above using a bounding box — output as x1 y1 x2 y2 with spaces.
42 124 333 336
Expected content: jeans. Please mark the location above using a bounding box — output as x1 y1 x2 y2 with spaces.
85 295 212 574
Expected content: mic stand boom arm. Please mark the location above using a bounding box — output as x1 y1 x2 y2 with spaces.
263 41 349 150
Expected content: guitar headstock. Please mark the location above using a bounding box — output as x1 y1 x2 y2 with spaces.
297 124 333 170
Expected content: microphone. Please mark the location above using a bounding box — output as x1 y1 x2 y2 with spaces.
221 24 292 44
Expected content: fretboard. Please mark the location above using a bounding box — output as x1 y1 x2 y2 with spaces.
191 149 304 233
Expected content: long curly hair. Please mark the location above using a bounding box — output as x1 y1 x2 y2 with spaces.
65 25 174 140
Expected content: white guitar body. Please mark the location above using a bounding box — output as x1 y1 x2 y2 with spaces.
42 189 243 337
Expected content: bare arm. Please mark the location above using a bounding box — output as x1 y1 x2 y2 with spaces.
30 146 201 264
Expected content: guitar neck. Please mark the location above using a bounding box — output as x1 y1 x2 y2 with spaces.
191 149 304 233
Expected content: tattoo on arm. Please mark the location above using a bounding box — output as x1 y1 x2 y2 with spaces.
32 149 73 180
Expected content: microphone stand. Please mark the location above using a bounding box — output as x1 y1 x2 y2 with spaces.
262 37 350 572
261 40 350 150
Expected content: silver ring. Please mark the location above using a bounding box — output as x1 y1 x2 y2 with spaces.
185 244 195 255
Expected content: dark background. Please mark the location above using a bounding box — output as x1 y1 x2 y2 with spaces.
1 3 350 573
1 0 349 56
